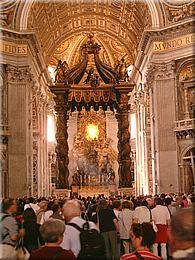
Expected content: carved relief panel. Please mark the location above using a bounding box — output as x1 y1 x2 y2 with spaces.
161 0 194 25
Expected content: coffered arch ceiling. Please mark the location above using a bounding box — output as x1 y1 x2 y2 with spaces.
25 0 152 67
5 0 194 70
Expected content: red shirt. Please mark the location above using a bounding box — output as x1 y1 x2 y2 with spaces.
121 250 162 260
29 246 76 260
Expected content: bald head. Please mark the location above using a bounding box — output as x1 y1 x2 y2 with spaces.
62 200 81 222
171 208 194 242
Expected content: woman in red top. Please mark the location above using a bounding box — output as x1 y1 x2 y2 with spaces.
29 219 76 260
121 222 161 260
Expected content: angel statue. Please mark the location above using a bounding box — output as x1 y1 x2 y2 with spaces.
55 59 69 83
83 67 94 84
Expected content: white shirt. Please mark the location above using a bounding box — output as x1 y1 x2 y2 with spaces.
113 209 120 219
44 210 53 221
133 206 150 223
60 216 99 257
24 203 40 213
151 205 170 225
118 209 134 239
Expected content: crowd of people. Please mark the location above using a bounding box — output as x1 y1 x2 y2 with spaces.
0 192 194 260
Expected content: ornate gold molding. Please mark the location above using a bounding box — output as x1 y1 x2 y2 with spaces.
162 0 194 24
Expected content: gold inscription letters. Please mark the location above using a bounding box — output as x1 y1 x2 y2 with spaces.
0 41 27 55
153 34 194 52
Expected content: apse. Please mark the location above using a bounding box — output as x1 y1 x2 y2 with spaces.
67 107 119 194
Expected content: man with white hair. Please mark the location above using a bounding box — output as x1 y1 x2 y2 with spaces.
168 207 195 259
60 199 98 258
36 201 48 225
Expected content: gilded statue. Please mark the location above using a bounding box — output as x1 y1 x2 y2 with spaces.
55 59 69 83
114 57 129 82
90 73 100 88
83 67 94 84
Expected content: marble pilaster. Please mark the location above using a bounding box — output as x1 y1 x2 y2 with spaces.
146 61 179 193
6 65 33 197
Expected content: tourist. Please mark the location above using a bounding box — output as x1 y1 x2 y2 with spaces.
133 200 150 224
23 207 43 253
146 197 155 209
181 195 188 208
44 201 53 221
36 200 48 225
98 199 120 260
168 207 195 259
121 222 161 260
0 198 24 260
50 204 63 220
60 199 98 257
152 197 171 259
89 203 99 224
29 219 76 260
118 200 134 254
164 197 176 217
113 200 122 255
113 200 122 219
24 197 40 213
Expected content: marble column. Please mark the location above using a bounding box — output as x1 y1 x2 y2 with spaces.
54 92 69 189
116 94 132 188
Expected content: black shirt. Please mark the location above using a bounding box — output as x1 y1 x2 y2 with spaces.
99 208 116 233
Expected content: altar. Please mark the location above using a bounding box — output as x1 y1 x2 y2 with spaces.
78 185 112 197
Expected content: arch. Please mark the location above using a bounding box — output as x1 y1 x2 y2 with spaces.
145 0 163 28
179 145 195 193
15 0 163 31
177 58 195 78
13 0 164 66
181 145 195 161
47 28 134 66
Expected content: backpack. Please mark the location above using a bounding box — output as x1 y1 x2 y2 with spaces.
0 214 11 241
68 221 106 260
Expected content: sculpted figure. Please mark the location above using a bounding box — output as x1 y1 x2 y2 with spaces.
83 67 94 84
107 166 115 184
55 60 69 83
114 57 129 82
72 168 81 186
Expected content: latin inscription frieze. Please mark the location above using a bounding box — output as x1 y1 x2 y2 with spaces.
153 34 194 52
0 41 27 55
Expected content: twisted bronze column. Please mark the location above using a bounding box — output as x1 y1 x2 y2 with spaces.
54 92 69 189
116 94 132 188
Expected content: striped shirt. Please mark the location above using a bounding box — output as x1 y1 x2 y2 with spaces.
121 250 162 260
